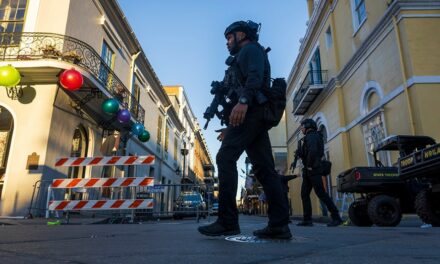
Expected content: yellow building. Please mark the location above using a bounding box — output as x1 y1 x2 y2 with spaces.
193 130 215 183
286 0 440 218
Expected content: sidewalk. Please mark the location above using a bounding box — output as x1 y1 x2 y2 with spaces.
0 215 108 225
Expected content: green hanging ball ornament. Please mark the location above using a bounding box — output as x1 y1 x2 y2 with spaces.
138 130 150 142
0 65 21 87
101 98 119 115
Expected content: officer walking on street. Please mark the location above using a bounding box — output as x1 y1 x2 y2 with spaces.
198 20 291 239
296 119 343 227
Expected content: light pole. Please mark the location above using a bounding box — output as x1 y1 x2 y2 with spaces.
180 141 189 182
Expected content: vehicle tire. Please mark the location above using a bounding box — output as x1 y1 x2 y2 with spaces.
349 201 373 227
367 195 402 227
415 189 440 227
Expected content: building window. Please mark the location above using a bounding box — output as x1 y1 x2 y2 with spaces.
0 0 27 45
351 0 366 32
164 125 169 153
173 137 178 161
99 40 115 86
157 116 163 145
0 106 13 195
130 75 140 117
325 26 332 49
362 113 388 166
309 48 322 84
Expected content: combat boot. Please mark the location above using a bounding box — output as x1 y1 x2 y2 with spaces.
253 225 292 239
198 221 240 236
327 214 343 227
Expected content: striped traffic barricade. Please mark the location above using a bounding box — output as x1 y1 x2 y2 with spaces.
46 155 156 219
48 199 154 211
55 155 155 167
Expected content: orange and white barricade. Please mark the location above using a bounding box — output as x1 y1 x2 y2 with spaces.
54 155 155 167
46 155 155 218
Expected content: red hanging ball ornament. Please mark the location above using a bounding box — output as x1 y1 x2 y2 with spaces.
59 68 83 91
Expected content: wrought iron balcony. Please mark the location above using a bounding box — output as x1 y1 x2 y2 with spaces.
0 32 145 124
292 70 328 115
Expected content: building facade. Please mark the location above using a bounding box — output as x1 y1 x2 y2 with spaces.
287 0 440 217
0 0 212 217
164 86 214 184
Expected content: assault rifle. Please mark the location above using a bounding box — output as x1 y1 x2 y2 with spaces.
203 80 229 129
290 139 303 172
203 56 238 129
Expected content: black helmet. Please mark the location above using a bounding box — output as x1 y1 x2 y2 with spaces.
300 119 317 130
224 20 260 41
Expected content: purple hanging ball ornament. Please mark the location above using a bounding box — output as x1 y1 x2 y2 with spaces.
131 123 144 136
117 109 131 123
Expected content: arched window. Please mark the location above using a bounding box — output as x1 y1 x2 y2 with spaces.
360 81 389 166
360 81 384 116
0 105 14 197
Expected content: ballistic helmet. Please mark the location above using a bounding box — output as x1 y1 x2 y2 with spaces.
224 20 260 41
300 119 317 130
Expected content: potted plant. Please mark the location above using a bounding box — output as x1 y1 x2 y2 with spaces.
40 44 62 58
62 50 83 64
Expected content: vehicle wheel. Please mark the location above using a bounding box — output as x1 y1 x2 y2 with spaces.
367 195 402 227
415 189 440 227
349 200 373 227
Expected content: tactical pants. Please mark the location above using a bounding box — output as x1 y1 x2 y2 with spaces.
301 172 339 221
216 106 290 227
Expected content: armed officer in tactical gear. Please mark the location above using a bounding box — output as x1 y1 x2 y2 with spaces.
198 21 292 239
296 119 343 227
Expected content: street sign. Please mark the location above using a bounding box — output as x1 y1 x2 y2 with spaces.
146 185 166 193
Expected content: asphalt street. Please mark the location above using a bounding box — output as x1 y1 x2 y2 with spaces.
0 215 438 264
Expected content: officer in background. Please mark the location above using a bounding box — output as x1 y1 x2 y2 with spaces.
198 20 291 239
296 119 343 227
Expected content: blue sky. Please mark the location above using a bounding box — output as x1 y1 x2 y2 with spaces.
117 0 308 190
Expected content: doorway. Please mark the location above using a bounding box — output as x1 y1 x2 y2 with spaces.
0 106 14 199
66 125 88 200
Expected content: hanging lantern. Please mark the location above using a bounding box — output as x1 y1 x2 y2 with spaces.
131 123 145 136
101 98 119 115
0 65 21 87
117 109 131 123
138 130 150 142
59 68 83 91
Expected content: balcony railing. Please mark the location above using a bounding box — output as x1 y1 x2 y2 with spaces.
0 32 145 124
292 70 328 115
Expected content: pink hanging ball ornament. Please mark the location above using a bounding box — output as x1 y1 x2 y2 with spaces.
59 68 83 91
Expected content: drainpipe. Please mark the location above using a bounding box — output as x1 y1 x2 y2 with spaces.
119 52 142 180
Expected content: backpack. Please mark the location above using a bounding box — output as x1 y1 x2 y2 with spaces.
262 78 287 129
232 44 287 129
